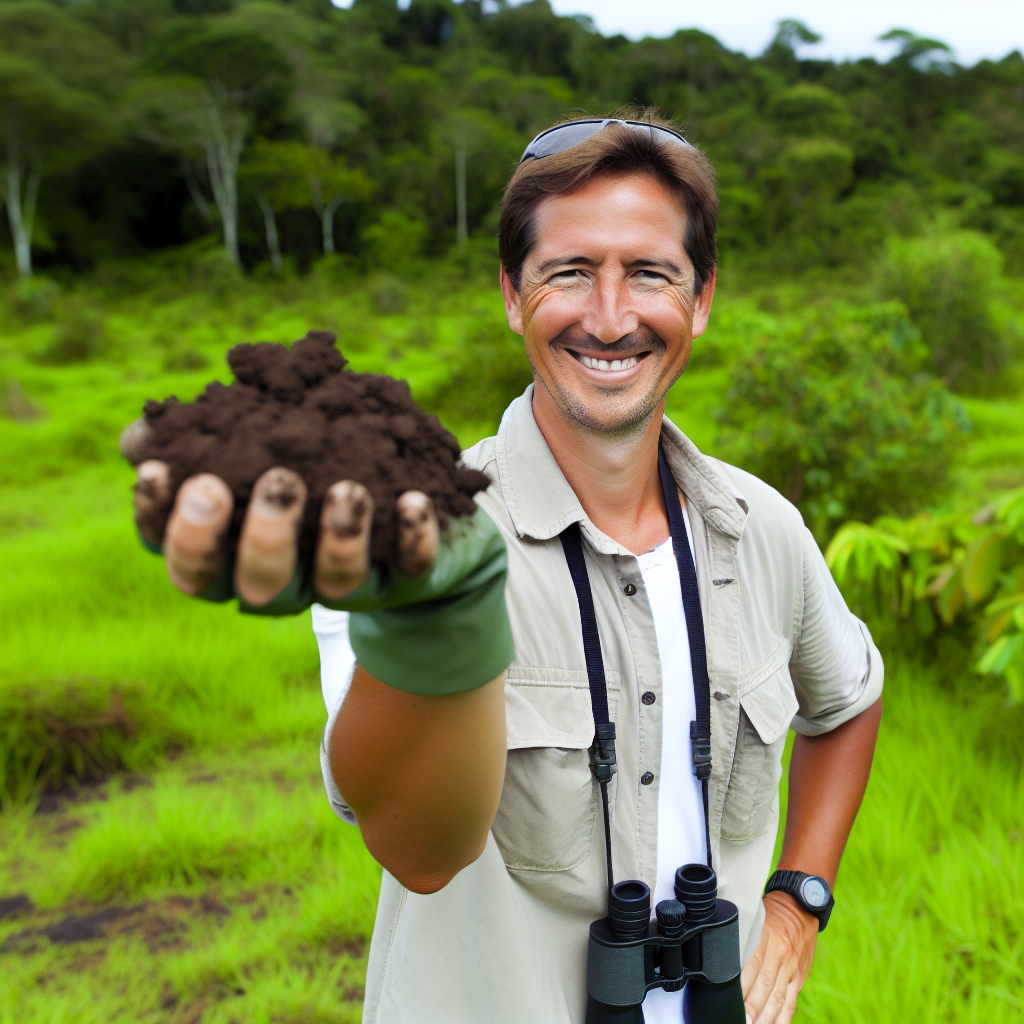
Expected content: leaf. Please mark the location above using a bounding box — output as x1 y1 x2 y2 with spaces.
961 533 1005 604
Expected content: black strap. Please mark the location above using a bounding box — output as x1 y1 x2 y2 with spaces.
558 449 715 905
658 448 714 869
560 523 616 894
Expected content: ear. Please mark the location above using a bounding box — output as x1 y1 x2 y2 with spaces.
689 269 716 340
500 264 525 335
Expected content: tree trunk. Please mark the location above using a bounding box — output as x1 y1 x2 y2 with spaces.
202 95 245 266
322 194 344 255
255 191 282 274
455 136 467 246
3 123 39 278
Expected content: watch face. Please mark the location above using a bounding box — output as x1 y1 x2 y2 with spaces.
801 877 828 908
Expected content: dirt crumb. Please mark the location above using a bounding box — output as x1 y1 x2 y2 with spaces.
133 331 490 562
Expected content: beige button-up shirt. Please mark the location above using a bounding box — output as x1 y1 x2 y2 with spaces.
342 387 883 1024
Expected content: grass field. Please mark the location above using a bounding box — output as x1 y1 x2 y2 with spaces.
1 268 1022 1022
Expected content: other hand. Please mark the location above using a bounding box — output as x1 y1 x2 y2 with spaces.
133 460 438 606
740 890 818 1024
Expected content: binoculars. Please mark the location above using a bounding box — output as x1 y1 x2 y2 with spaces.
586 863 745 1024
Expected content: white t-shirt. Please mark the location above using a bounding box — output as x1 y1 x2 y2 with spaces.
312 529 706 1022
634 533 706 1024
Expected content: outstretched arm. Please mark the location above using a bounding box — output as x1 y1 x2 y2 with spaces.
136 461 512 895
741 697 883 1024
330 666 507 894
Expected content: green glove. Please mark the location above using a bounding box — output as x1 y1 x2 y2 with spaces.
141 506 514 697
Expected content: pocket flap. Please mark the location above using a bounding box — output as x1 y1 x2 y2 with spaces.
739 663 799 746
505 666 621 751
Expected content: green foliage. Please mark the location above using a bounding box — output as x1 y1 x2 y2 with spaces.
715 302 969 541
425 314 533 427
0 267 1020 1022
361 209 428 271
881 231 1010 391
35 300 107 365
0 0 1020 279
827 488 1024 702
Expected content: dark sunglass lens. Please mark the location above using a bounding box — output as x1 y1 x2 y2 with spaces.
521 121 606 162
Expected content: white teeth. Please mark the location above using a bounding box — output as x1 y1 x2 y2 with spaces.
578 354 639 372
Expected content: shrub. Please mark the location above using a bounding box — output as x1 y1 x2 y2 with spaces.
826 488 1024 703
880 230 1008 391
361 210 427 272
36 299 107 364
427 316 533 428
715 302 969 542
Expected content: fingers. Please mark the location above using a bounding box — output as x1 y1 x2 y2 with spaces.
235 467 307 606
119 417 152 466
164 474 234 595
751 978 799 1024
396 490 439 577
134 460 171 547
314 481 374 600
744 895 815 1024
741 929 767 999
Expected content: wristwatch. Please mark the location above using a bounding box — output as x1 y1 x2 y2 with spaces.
764 870 834 931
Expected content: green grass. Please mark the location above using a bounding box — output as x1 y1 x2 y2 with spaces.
1 269 1021 1022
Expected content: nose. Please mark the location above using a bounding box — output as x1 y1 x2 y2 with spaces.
579 274 640 345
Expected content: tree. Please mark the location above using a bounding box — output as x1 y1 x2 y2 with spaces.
0 2 124 276
304 148 372 255
0 55 112 277
239 139 310 273
136 22 292 265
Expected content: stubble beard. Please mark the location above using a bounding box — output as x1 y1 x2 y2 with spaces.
533 326 679 439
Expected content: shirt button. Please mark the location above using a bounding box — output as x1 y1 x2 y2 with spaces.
641 771 654 785
623 583 637 596
641 691 656 705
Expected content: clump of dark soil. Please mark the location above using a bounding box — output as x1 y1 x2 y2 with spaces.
132 331 490 562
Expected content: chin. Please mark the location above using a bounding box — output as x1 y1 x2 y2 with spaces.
560 389 662 435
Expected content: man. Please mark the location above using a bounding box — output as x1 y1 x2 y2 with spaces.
135 117 882 1024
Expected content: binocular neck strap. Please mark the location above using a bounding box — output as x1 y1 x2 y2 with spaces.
657 448 714 870
560 522 616 895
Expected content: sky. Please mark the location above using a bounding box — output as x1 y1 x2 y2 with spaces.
545 0 1024 65
332 0 1024 66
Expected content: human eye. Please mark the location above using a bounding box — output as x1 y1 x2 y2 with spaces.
635 268 669 284
549 268 588 285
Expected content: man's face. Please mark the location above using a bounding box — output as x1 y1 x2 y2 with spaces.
501 172 715 436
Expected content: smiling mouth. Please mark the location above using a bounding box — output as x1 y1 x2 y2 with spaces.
568 350 647 372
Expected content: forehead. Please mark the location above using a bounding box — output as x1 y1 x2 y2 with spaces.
529 172 688 261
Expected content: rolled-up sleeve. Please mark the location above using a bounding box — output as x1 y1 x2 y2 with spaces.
789 527 884 736
311 603 358 824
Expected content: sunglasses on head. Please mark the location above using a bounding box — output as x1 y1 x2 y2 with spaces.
519 118 691 163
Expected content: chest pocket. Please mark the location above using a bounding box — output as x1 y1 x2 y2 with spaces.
721 642 799 843
492 666 620 873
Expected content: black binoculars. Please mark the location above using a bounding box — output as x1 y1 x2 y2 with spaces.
585 863 745 1024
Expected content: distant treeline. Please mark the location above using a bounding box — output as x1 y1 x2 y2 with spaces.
1 0 1021 278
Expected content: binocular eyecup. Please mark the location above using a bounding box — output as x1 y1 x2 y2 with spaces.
585 864 745 1024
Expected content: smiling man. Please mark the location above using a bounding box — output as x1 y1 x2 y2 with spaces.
138 117 883 1024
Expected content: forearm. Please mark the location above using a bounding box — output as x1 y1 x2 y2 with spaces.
777 696 883 886
329 665 507 894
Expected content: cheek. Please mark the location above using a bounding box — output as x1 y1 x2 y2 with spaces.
646 289 694 343
522 285 577 337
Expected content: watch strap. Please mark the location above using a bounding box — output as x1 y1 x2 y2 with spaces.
765 870 834 932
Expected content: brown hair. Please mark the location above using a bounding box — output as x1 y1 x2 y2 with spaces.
498 114 718 296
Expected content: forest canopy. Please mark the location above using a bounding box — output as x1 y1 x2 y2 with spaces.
0 0 1021 280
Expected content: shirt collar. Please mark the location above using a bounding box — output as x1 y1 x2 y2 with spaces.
494 385 748 547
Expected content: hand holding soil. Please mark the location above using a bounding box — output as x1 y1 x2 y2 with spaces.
122 331 490 608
